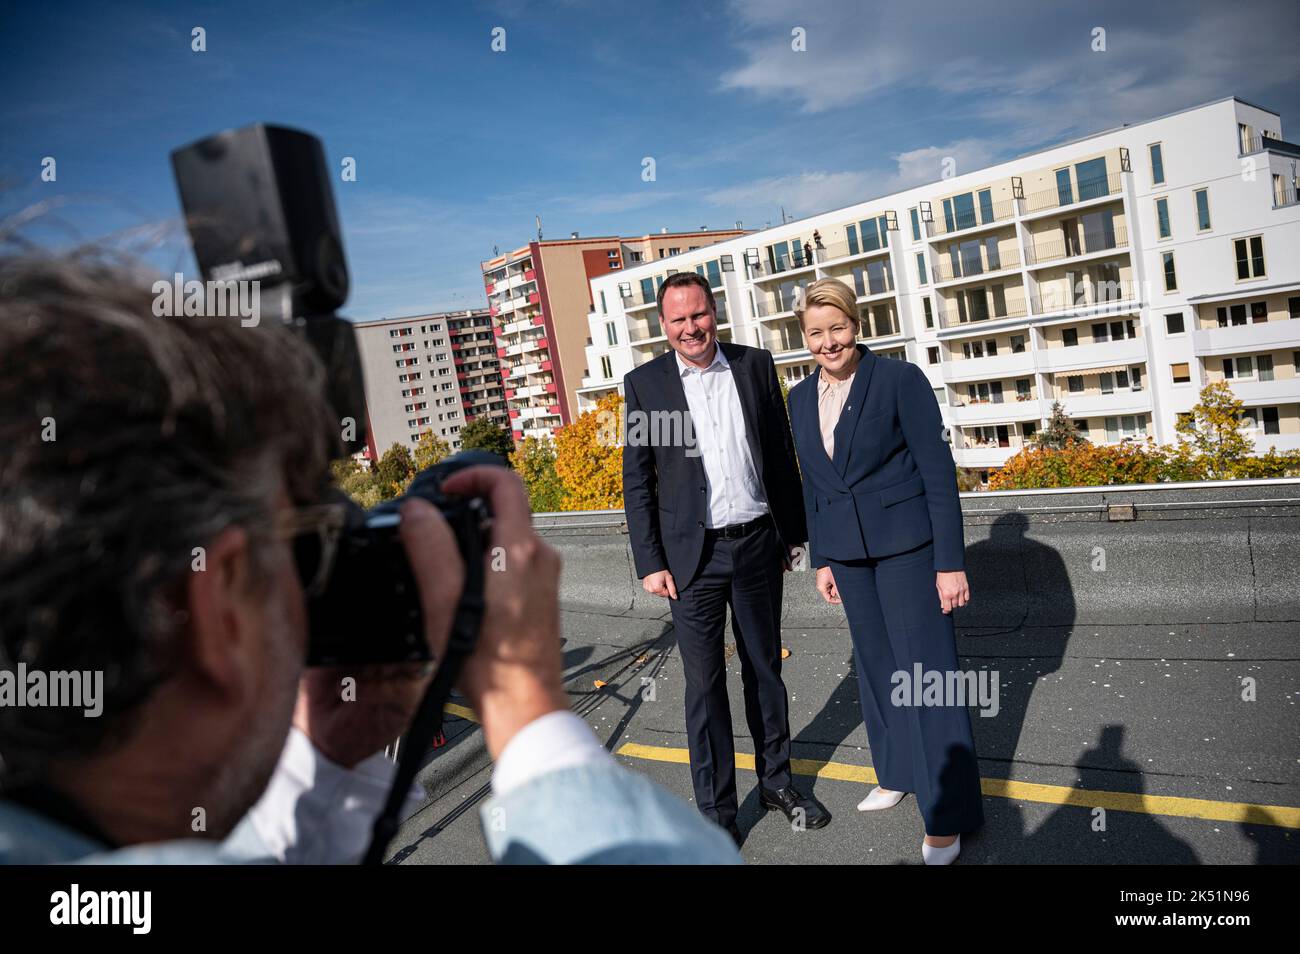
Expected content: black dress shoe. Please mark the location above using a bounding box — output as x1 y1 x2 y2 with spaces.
759 784 832 829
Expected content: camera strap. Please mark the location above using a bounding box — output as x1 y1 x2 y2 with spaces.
361 501 489 865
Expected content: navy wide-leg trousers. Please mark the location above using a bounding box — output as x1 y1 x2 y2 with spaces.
827 540 985 836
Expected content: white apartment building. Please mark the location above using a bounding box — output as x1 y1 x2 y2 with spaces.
578 96 1300 477
354 313 468 457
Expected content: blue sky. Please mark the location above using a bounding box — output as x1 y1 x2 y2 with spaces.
3 0 1298 320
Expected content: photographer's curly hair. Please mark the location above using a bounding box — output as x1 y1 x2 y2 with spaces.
0 249 339 784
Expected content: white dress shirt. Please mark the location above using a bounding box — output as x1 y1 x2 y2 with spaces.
675 346 769 529
243 711 612 862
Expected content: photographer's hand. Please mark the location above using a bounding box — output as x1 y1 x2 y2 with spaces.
436 465 570 761
293 499 465 768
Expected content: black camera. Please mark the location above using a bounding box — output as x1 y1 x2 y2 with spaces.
170 124 504 668
303 450 500 667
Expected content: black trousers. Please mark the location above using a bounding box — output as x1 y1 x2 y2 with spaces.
668 516 793 826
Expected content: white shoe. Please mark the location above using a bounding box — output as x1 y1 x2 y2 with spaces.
857 786 906 811
922 834 961 865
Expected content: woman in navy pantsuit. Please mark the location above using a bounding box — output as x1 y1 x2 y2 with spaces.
787 278 984 864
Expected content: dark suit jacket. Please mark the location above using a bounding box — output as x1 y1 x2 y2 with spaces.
787 343 966 573
621 341 807 588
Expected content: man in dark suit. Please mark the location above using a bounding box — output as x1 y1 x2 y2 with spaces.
621 272 831 845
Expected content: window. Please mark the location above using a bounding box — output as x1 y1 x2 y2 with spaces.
927 346 940 365
1016 378 1031 399
600 355 613 378
1100 372 1115 395
1075 158 1109 200
1262 406 1280 434
1233 236 1266 280
1171 362 1191 384
922 297 934 329
1291 297 1300 320
910 208 921 242
605 322 617 346
1165 312 1185 335
1023 421 1038 441
1155 197 1171 239
1105 414 1148 442
1149 143 1165 185
1011 334 1026 353
915 253 927 285
1067 375 1084 393
1258 354 1274 381
1251 301 1268 323
1217 304 1247 327
1194 189 1211 231
1054 168 1073 207
1162 251 1177 291
1063 328 1079 347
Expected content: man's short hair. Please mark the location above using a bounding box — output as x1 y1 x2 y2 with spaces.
0 251 338 783
655 271 716 318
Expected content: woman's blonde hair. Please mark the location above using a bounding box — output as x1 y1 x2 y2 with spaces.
795 277 859 330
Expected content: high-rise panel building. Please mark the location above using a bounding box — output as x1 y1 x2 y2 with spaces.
354 308 502 457
482 228 747 441
580 97 1300 479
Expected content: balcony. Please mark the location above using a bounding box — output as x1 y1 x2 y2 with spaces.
942 349 1036 384
1052 390 1152 418
940 296 1030 330
1274 177 1300 209
926 197 1016 239
1025 225 1129 267
754 284 806 319
749 254 817 281
1035 336 1146 374
1224 376 1300 406
933 247 1021 284
810 236 891 265
627 313 665 343
1250 431 1300 453
1192 318 1300 356
1021 171 1123 215
761 319 806 354
621 285 659 310
952 444 1022 467
946 397 1042 424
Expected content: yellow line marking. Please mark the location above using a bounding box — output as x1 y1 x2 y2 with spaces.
443 702 478 722
615 742 1300 830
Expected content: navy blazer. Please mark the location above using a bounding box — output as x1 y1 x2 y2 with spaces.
787 344 966 572
621 341 807 588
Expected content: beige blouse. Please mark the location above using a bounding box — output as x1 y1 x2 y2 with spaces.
817 368 856 458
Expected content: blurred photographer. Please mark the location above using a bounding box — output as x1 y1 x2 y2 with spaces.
0 251 739 865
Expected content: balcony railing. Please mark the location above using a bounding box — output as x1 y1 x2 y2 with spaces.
1022 171 1123 213
761 320 805 353
941 298 1030 328
1273 178 1299 209
927 198 1016 238
1239 133 1267 156
621 286 658 309
813 237 890 263
749 254 816 279
754 283 807 318
932 247 1021 283
1025 225 1129 265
